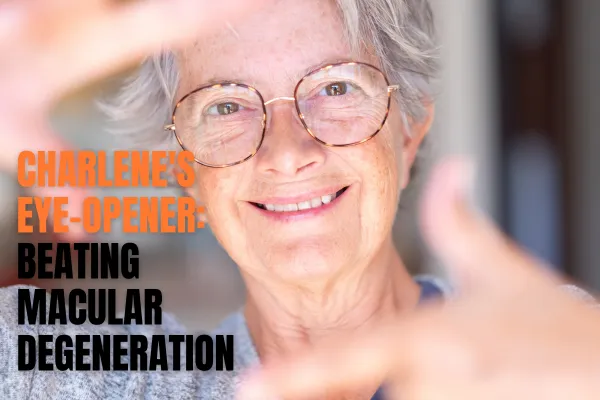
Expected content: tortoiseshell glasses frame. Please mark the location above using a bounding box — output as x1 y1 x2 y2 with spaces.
164 61 400 168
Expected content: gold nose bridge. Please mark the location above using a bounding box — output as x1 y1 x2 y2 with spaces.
264 96 296 106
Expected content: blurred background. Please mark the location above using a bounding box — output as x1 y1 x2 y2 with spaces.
1 0 598 331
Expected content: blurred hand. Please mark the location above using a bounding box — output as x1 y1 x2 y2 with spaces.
0 0 270 238
239 158 600 400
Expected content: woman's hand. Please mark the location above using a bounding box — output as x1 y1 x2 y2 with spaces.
0 0 270 238
239 158 600 400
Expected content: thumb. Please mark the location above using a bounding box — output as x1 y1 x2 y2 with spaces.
419 157 557 295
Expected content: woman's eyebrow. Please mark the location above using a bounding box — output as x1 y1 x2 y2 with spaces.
191 77 251 87
298 57 357 76
278 57 358 85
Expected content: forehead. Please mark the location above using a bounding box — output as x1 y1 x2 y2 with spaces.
177 0 362 97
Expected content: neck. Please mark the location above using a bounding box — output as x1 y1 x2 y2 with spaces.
242 237 420 362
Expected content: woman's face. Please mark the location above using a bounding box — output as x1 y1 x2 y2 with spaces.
176 0 429 282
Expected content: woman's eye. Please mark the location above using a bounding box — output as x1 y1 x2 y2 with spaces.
207 102 242 116
320 82 353 96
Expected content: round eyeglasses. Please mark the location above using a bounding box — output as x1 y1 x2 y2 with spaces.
164 62 400 168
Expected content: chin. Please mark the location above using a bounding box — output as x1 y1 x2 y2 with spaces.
262 240 353 281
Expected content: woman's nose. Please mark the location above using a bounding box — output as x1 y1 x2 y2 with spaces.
254 98 326 178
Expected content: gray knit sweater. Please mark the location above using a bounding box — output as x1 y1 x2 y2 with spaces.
0 280 594 399
0 284 264 400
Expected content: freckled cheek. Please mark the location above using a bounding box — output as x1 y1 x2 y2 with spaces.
351 139 401 223
194 170 231 218
368 136 401 190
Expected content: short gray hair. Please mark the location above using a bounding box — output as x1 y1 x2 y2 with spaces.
98 0 439 148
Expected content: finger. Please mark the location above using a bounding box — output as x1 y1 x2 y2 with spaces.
238 324 404 400
0 1 22 40
39 0 275 102
3 0 273 239
419 157 558 293
237 314 474 400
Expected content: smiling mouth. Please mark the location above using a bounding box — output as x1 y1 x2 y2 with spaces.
251 186 349 212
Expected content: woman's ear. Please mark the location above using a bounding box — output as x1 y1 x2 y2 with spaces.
401 103 435 189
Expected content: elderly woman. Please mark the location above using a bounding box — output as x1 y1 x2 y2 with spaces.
1 0 599 399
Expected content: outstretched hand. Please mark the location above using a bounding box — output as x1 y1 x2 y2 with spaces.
0 0 271 238
239 158 600 400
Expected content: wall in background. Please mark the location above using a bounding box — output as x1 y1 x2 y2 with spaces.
569 0 600 290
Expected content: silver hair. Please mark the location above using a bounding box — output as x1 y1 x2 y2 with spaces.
98 0 438 148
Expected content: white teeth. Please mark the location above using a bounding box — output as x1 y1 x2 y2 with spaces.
260 190 343 213
284 204 298 212
298 201 311 210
